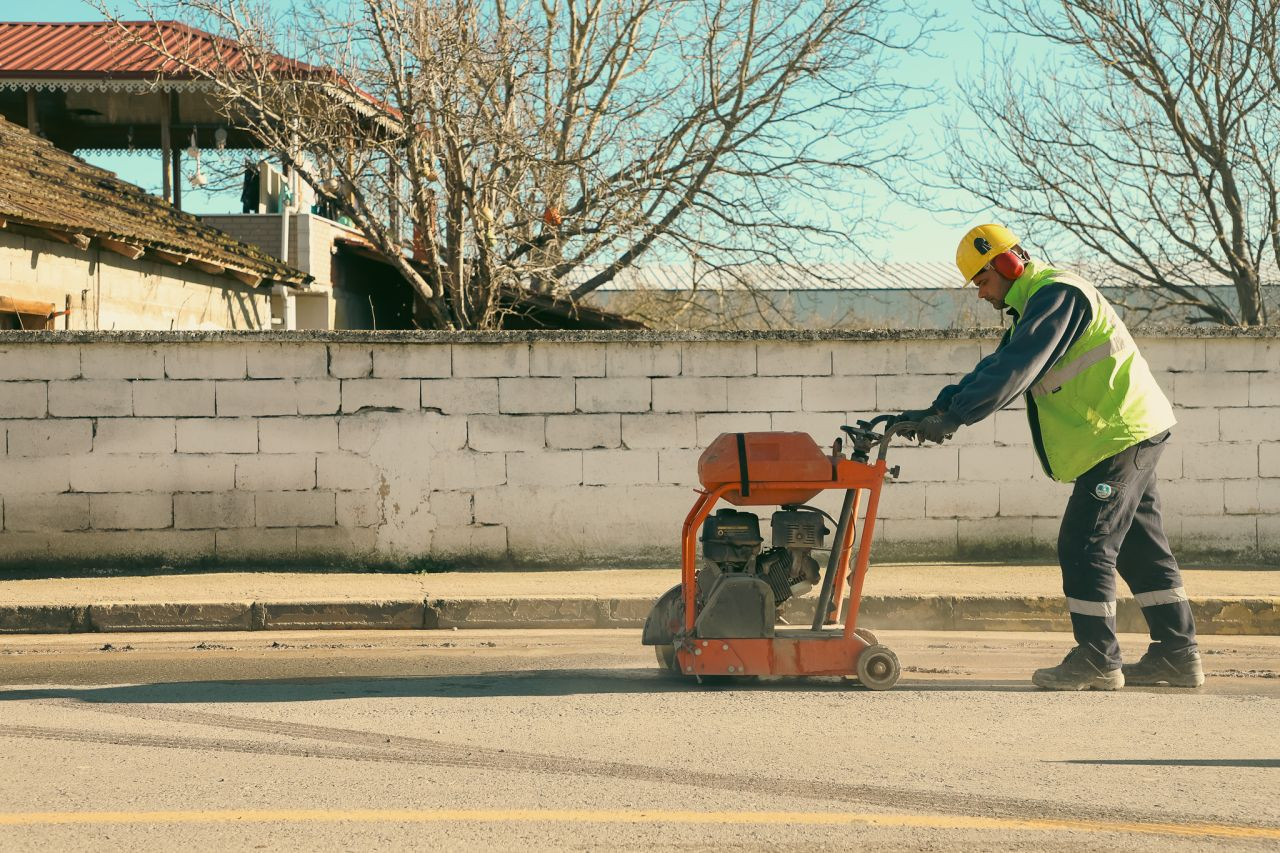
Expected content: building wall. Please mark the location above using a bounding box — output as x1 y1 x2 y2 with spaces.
199 214 288 268
0 230 270 330
203 213 377 331
0 330 1275 571
202 213 361 291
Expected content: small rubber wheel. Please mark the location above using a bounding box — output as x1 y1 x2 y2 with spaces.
856 644 901 691
854 627 879 646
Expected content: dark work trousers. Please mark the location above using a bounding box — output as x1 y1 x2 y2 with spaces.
1056 430 1197 668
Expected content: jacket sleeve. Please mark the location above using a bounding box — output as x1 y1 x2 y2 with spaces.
932 330 1010 412
931 284 1093 426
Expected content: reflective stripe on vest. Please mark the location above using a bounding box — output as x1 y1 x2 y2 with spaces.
1031 331 1136 399
1002 262 1176 483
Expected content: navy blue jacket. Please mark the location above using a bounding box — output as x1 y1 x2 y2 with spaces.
932 285 1093 443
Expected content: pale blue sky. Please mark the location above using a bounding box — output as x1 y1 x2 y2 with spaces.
18 0 998 262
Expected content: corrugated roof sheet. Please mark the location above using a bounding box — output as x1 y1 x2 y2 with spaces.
0 20 304 78
0 115 307 285
574 260 1279 292
569 262 966 292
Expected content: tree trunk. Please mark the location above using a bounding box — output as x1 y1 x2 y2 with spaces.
1235 271 1264 326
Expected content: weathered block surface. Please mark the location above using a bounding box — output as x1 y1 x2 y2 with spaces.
49 380 131 417
0 331 1275 567
133 380 216 416
0 382 47 418
261 601 425 630
576 377 651 413
546 414 620 449
6 419 93 456
175 492 255 529
89 493 173 530
372 345 450 379
89 602 253 631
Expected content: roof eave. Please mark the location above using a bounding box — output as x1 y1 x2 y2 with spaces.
0 215 309 289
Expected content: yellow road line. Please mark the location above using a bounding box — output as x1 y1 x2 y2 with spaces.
0 809 1275 839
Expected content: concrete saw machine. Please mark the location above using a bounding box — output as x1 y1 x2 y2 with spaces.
642 416 916 690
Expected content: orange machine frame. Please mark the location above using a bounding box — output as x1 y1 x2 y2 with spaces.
676 453 889 678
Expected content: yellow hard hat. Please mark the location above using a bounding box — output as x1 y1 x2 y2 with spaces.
956 223 1019 283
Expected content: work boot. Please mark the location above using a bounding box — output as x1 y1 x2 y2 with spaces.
1122 648 1204 688
1031 646 1124 691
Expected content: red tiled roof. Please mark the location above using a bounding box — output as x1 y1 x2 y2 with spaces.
0 115 308 286
0 20 312 79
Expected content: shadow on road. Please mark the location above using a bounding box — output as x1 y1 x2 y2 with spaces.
1056 758 1280 768
0 669 1032 703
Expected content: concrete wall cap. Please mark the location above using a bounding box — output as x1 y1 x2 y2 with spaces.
1 325 1278 345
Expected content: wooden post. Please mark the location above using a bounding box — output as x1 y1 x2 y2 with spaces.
160 92 172 203
25 90 38 134
172 146 183 212
170 96 184 211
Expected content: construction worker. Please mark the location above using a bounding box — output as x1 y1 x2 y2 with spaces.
898 223 1201 690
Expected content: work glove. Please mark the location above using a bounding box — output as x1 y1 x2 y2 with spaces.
896 407 935 424
893 407 936 440
914 411 962 444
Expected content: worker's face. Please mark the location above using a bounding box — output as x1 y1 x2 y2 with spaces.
971 265 1014 311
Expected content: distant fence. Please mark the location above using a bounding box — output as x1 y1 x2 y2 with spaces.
0 328 1276 571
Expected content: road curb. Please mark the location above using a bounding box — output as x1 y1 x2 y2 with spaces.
0 595 1276 635
0 604 89 634
261 600 427 631
87 601 256 632
428 597 601 629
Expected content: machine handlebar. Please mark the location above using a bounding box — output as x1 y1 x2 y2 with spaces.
837 415 921 463
876 420 920 461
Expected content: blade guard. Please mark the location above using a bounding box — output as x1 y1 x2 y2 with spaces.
698 432 834 506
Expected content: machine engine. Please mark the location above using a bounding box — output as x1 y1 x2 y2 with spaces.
699 507 828 607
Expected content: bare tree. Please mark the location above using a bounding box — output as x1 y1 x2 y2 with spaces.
111 0 936 329
944 0 1280 326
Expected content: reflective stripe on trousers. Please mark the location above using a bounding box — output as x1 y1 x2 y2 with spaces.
1134 587 1188 607
1067 597 1117 618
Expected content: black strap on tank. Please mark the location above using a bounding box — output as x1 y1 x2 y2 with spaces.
735 432 750 497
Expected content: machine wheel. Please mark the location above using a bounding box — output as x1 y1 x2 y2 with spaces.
854 627 879 646
655 643 681 674
855 644 900 691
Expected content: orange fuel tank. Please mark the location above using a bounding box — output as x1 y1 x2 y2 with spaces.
698 432 835 506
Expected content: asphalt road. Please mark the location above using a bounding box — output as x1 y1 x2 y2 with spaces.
1 628 1278 851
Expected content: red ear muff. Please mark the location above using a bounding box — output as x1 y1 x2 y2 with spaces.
992 251 1024 279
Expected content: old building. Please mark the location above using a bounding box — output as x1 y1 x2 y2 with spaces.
0 116 308 330
0 20 639 331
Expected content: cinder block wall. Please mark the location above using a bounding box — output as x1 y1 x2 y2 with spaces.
0 330 1275 570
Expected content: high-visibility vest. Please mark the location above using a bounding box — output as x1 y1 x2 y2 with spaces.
1004 262 1176 482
